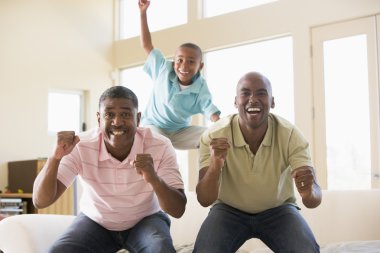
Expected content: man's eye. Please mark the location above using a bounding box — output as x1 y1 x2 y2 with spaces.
121 112 131 118
256 92 267 97
104 112 114 119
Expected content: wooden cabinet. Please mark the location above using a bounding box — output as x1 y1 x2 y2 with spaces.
7 159 47 193
3 159 74 215
36 187 74 215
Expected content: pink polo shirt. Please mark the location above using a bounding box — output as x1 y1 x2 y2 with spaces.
57 127 184 231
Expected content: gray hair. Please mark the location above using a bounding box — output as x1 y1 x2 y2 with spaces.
98 86 138 109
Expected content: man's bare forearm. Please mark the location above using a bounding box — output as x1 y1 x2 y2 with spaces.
196 163 221 207
32 157 64 209
150 177 186 218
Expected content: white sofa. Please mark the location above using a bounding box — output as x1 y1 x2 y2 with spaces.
0 214 75 253
1 190 380 253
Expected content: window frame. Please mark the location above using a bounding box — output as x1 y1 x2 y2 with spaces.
311 16 380 190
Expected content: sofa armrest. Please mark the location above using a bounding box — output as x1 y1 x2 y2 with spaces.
0 214 75 253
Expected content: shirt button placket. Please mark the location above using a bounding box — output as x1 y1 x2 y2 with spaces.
115 164 125 191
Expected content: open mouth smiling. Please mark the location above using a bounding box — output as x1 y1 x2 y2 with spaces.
246 107 261 114
178 69 190 77
179 69 189 74
111 130 126 136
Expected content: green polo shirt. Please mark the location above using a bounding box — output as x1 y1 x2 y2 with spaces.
199 113 313 214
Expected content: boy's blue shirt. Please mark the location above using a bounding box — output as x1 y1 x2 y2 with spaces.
142 48 220 132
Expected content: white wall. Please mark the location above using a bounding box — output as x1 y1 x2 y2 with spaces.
300 190 380 244
0 0 114 191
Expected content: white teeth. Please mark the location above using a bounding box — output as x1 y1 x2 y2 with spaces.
247 108 261 112
179 70 189 74
112 131 124 136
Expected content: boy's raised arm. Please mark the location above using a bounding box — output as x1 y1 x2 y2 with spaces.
138 0 153 55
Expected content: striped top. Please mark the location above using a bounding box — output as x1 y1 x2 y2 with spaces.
57 127 184 231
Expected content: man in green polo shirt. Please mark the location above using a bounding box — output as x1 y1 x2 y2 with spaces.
193 71 322 253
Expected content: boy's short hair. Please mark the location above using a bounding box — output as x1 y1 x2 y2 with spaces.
178 42 203 61
99 86 138 109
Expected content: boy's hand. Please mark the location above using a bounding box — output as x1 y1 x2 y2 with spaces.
210 113 220 122
138 0 150 12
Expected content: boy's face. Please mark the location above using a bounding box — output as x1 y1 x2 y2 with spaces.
173 46 204 86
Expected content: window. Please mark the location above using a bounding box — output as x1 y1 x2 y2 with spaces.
176 150 189 190
312 16 380 190
204 36 294 123
48 90 84 134
119 65 151 113
119 0 187 39
203 0 278 18
323 35 371 190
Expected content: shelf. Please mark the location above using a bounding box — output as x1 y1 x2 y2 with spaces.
0 193 35 214
4 159 75 215
0 193 32 198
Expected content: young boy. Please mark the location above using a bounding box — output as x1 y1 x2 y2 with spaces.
138 0 220 150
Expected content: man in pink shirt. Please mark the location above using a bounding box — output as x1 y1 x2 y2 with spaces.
33 86 187 253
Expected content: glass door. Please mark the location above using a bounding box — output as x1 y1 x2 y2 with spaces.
311 16 380 190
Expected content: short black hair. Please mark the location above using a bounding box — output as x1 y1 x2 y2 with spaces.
178 42 203 61
99 86 138 109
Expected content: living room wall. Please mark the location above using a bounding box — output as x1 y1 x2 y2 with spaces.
0 0 114 191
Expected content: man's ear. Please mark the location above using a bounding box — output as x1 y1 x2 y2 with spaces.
136 112 142 127
271 97 275 109
234 96 238 108
96 112 101 126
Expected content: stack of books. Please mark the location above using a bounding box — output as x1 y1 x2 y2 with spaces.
0 198 25 217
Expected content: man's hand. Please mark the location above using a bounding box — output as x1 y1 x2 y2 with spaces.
132 153 158 183
292 166 322 208
54 131 80 160
209 137 230 170
292 167 314 196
